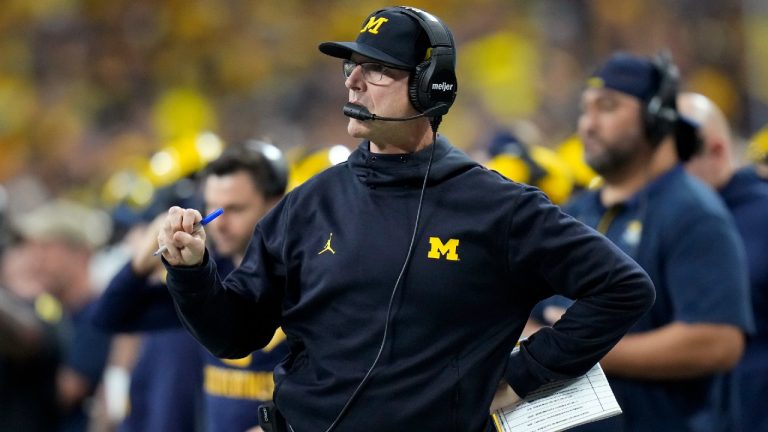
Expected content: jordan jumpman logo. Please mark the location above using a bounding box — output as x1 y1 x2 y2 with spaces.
318 233 336 255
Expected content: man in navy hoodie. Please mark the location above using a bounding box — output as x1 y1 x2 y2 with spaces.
156 7 655 432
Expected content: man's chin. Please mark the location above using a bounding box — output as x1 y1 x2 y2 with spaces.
347 120 370 139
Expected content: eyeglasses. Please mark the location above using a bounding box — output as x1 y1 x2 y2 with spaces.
342 60 405 84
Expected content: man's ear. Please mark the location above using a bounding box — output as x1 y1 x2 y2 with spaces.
708 139 727 159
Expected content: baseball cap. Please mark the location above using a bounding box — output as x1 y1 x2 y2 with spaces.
586 52 662 102
319 7 430 69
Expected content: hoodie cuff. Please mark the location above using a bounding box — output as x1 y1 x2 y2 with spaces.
504 342 566 398
162 250 216 296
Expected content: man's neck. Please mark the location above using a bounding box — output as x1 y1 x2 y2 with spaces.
601 138 678 207
232 253 244 268
713 160 737 190
58 277 93 313
370 123 434 154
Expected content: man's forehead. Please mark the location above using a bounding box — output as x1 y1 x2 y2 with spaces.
205 172 259 191
582 87 640 105
205 173 262 201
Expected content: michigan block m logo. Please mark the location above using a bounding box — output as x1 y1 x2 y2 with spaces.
360 16 389 34
428 237 459 261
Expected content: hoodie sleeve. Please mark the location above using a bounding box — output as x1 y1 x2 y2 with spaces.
163 198 288 359
90 262 181 332
504 186 655 397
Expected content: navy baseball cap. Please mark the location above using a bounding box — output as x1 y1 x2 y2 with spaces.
586 52 662 102
319 7 430 69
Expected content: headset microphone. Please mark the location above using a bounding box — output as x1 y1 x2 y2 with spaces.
342 103 375 121
342 102 445 122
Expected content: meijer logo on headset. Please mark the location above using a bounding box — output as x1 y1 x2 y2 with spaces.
431 82 454 92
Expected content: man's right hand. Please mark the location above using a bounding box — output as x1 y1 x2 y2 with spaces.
156 206 206 266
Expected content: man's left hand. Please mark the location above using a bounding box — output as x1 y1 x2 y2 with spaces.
489 381 521 413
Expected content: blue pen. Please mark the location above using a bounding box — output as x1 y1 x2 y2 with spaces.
153 208 224 256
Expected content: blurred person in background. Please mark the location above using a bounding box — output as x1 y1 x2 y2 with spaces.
745 125 768 183
93 213 205 432
681 92 768 432
285 144 352 192
483 129 575 205
91 141 289 432
11 199 113 432
156 7 655 431
563 52 753 432
1 237 61 432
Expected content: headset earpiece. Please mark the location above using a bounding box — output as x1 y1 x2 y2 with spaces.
644 51 680 147
408 60 432 114
396 7 457 116
242 140 289 198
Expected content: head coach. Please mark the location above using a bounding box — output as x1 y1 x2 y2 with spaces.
156 7 655 432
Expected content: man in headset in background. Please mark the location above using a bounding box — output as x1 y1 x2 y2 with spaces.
560 53 753 432
155 7 655 432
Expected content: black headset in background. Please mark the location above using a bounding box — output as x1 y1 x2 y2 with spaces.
242 139 289 198
397 6 458 117
644 51 680 147
642 51 702 161
205 139 289 199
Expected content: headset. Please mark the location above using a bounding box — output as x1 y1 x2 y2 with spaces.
342 7 457 128
397 6 458 117
644 51 680 147
243 139 289 198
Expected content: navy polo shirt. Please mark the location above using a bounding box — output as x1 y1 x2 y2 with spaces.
564 166 753 432
739 164 768 186
720 167 768 432
60 301 112 432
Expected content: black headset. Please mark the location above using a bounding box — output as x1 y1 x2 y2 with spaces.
242 140 289 199
394 6 458 117
644 51 680 147
205 139 288 199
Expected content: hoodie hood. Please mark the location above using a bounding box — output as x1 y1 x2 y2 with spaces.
348 136 478 188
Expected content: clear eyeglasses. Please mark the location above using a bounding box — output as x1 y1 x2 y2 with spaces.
342 60 405 84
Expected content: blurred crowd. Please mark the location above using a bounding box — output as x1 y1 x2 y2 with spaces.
1 1 766 206
2 0 768 431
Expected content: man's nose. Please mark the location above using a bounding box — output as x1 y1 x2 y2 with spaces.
345 65 367 91
578 112 597 136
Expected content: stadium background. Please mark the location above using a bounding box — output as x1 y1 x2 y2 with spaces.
0 0 766 214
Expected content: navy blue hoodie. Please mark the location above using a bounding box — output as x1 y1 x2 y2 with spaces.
165 136 655 432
